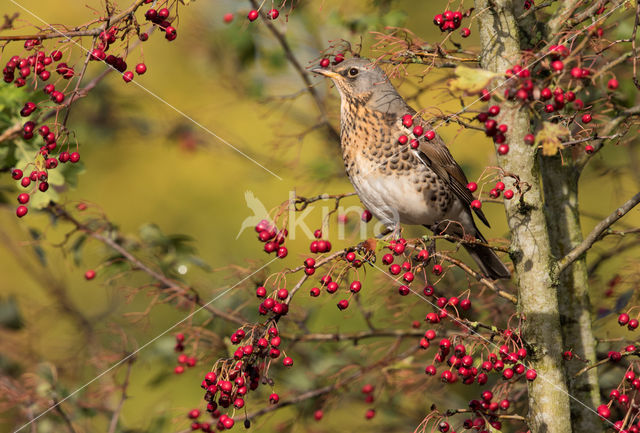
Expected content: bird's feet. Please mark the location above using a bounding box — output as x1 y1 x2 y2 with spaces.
353 238 378 264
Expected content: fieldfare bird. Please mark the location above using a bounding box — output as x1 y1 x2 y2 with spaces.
313 58 510 279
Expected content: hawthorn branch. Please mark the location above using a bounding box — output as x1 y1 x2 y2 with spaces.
433 252 517 304
249 0 339 141
555 192 640 276
238 345 419 423
0 0 148 41
52 399 77 433
48 204 246 326
588 239 640 275
0 67 113 144
287 328 425 343
574 349 639 377
107 357 134 433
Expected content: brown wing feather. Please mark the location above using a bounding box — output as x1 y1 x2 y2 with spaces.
411 115 491 228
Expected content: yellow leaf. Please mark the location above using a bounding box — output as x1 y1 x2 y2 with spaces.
535 122 570 156
447 66 500 94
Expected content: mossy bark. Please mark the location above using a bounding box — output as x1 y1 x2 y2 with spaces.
475 1 573 432
541 157 601 432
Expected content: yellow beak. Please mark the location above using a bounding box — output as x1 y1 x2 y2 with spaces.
311 68 342 80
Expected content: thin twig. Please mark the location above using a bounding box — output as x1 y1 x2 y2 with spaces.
555 192 640 276
249 0 339 141
107 357 135 433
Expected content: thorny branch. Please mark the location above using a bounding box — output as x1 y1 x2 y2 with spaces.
248 0 339 141
555 192 640 277
0 0 148 41
47 203 247 326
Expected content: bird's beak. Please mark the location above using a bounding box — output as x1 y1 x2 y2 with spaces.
311 68 341 80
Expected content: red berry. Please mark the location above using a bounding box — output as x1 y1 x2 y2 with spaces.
619 313 630 325
470 199 482 209
432 264 443 275
629 319 639 330
165 26 177 41
525 369 537 381
488 105 500 116
584 144 595 154
398 134 408 145
70 152 80 163
277 288 288 300
16 205 28 217
361 209 372 222
283 356 293 366
123 71 134 82
319 58 330 68
412 125 424 137
497 144 509 155
350 281 362 293
337 299 349 310
460 27 470 37
314 410 323 421
551 60 564 71
268 9 279 19
597 404 610 419
135 63 147 75
365 409 376 419
17 193 29 204
256 286 266 297
524 133 535 145
425 130 436 141
269 393 279 404
84 269 96 280
581 113 592 123
503 189 514 199
607 78 619 90
223 13 233 23
248 10 259 21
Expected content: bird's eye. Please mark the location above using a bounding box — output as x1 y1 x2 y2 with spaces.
347 68 359 77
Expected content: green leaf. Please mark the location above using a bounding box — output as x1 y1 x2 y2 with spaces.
30 187 59 210
448 66 500 95
535 121 570 156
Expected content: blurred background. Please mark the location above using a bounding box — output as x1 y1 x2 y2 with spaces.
0 1 638 432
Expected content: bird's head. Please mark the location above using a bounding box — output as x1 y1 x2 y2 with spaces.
312 58 402 111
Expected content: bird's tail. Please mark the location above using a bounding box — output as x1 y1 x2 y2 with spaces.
463 243 511 280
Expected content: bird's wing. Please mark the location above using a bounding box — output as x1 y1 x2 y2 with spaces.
411 115 491 228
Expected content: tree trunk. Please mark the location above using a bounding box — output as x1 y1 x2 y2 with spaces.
541 157 601 432
475 1 573 432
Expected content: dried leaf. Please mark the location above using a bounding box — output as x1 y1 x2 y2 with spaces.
535 122 570 156
448 66 500 94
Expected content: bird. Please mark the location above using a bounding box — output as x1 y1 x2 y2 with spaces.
312 57 510 279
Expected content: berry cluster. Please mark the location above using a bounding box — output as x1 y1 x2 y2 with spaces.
595 343 640 431
617 312 639 331
254 219 288 258
246 8 280 22
433 10 465 33
469 42 618 160
144 7 178 42
422 327 536 389
398 113 436 149
318 53 345 68
4 2 182 218
198 324 292 430
361 384 376 420
174 333 198 374
307 249 366 310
